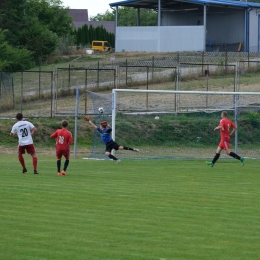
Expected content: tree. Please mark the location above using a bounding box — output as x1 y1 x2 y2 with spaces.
90 7 157 26
0 30 33 71
0 0 28 46
0 0 75 69
74 25 115 47
19 18 59 63
90 10 114 21
26 0 73 37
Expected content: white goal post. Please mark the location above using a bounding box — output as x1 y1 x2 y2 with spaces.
111 89 260 157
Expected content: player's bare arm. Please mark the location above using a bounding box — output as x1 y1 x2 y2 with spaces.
31 127 37 136
229 126 237 137
89 121 97 129
50 132 57 138
214 125 222 131
84 116 97 129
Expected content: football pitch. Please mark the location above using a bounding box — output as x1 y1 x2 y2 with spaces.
1 154 260 260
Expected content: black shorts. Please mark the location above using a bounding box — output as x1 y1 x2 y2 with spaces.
105 141 120 153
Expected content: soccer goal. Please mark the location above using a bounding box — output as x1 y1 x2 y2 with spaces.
87 89 260 159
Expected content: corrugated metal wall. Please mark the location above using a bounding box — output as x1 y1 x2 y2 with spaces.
115 26 204 52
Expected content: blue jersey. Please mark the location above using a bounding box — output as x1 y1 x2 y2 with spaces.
97 127 113 144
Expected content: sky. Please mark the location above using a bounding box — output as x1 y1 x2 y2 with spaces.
61 0 115 17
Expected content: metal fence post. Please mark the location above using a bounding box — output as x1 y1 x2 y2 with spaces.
54 69 57 117
97 61 100 90
12 76 14 109
175 65 180 113
206 65 209 107
225 49 228 73
74 88 79 158
146 66 149 110
68 64 71 89
234 62 239 154
118 65 120 89
126 59 128 86
20 72 23 113
248 48 250 68
39 67 41 98
85 69 88 115
114 68 116 89
0 71 2 99
51 72 53 118
201 51 204 75
152 56 154 81
174 67 177 92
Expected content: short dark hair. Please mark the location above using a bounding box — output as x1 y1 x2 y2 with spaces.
61 120 68 128
222 111 228 117
16 113 23 120
100 121 108 128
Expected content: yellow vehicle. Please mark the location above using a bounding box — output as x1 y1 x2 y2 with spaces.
91 41 112 52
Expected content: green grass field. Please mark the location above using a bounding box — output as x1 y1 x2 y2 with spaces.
1 154 260 260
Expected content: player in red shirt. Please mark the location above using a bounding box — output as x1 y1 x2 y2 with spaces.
50 120 73 176
206 111 244 167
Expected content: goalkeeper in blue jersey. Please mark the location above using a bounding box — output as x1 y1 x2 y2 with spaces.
85 116 139 163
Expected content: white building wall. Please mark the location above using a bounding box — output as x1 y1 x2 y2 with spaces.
115 26 204 52
249 8 260 52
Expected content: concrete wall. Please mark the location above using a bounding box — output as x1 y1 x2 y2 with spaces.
115 26 204 52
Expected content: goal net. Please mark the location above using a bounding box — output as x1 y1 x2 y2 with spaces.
87 89 260 159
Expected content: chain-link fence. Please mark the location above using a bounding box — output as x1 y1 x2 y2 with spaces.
0 70 54 118
0 72 14 112
1 52 260 118
55 67 116 116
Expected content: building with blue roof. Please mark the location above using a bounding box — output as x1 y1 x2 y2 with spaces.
109 0 260 52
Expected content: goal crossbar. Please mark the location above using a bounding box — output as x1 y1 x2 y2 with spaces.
112 89 260 95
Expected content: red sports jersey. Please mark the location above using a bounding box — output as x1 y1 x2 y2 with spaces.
50 129 73 150
219 118 236 140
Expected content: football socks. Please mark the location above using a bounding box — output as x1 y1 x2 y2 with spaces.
32 156 37 171
64 160 69 171
123 147 134 151
108 154 117 160
57 160 61 172
212 153 220 164
18 155 26 169
229 152 241 160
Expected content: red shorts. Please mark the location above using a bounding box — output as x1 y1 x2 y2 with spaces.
218 139 230 150
18 144 36 155
56 149 70 160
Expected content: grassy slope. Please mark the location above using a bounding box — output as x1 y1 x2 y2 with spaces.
0 155 260 260
1 112 260 149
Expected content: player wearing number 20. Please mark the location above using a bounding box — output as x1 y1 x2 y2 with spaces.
10 113 39 174
50 120 73 176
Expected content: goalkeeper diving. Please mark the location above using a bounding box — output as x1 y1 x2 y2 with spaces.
85 116 139 163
